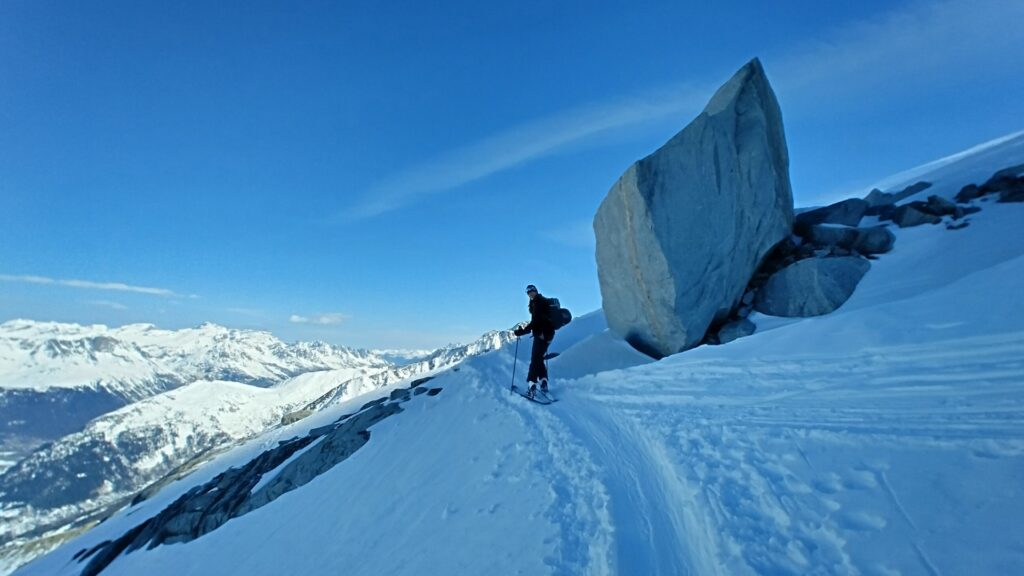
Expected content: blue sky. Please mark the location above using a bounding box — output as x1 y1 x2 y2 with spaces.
2 0 1022 349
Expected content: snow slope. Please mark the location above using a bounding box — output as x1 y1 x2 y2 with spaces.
0 329 515 575
14 134 1024 575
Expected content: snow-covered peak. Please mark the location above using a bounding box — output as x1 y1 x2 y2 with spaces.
0 320 394 394
371 348 437 366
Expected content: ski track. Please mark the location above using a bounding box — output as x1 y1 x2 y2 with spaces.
503 331 1024 575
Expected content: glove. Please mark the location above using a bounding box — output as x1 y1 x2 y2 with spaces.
513 327 527 337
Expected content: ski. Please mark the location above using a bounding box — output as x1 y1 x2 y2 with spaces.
511 386 556 405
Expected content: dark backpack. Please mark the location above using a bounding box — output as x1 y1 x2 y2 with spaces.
545 297 572 330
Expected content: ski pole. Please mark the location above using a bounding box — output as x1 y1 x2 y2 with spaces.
510 335 520 393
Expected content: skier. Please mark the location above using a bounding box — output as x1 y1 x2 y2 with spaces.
513 284 554 398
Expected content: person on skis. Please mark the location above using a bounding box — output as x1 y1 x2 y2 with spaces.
513 284 554 397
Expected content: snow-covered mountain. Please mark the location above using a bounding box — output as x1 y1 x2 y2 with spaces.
0 321 392 459
13 131 1024 576
295 329 515 413
371 348 436 366
0 327 515 574
0 320 389 393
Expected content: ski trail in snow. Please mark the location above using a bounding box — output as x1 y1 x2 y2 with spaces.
476 356 615 576
878 471 916 531
553 403 713 576
548 330 1024 575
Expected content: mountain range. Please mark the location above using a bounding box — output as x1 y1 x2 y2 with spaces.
0 321 513 573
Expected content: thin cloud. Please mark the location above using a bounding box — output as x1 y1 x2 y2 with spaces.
289 313 349 326
542 220 596 250
338 85 709 222
88 300 129 310
340 0 1020 222
0 274 190 298
771 0 1024 105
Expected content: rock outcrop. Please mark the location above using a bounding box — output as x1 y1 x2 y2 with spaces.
594 58 793 358
877 195 981 228
754 256 871 317
955 165 1024 204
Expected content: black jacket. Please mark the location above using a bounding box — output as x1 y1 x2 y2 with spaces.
522 294 555 341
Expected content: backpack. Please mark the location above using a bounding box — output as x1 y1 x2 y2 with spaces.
545 297 573 330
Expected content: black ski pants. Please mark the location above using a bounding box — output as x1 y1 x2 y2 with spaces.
527 335 551 383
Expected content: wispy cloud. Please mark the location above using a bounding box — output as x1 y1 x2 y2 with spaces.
771 0 1024 105
338 85 710 222
340 0 1020 222
541 219 596 250
88 300 128 310
289 313 348 326
0 274 194 298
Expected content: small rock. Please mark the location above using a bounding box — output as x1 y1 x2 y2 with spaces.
891 204 942 227
804 224 859 248
409 377 435 389
863 188 893 208
955 184 983 203
925 195 958 216
875 204 899 222
716 319 756 344
997 186 1024 203
804 224 894 255
893 181 932 201
991 163 1024 180
741 291 755 306
981 174 1020 194
360 397 388 411
852 226 896 254
795 198 869 230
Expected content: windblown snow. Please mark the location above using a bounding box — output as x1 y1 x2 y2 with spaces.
12 133 1024 575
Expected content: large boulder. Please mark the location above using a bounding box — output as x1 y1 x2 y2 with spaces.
594 58 793 358
754 256 870 317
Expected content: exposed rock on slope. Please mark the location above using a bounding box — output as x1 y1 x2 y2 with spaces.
754 256 871 317
594 58 793 358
